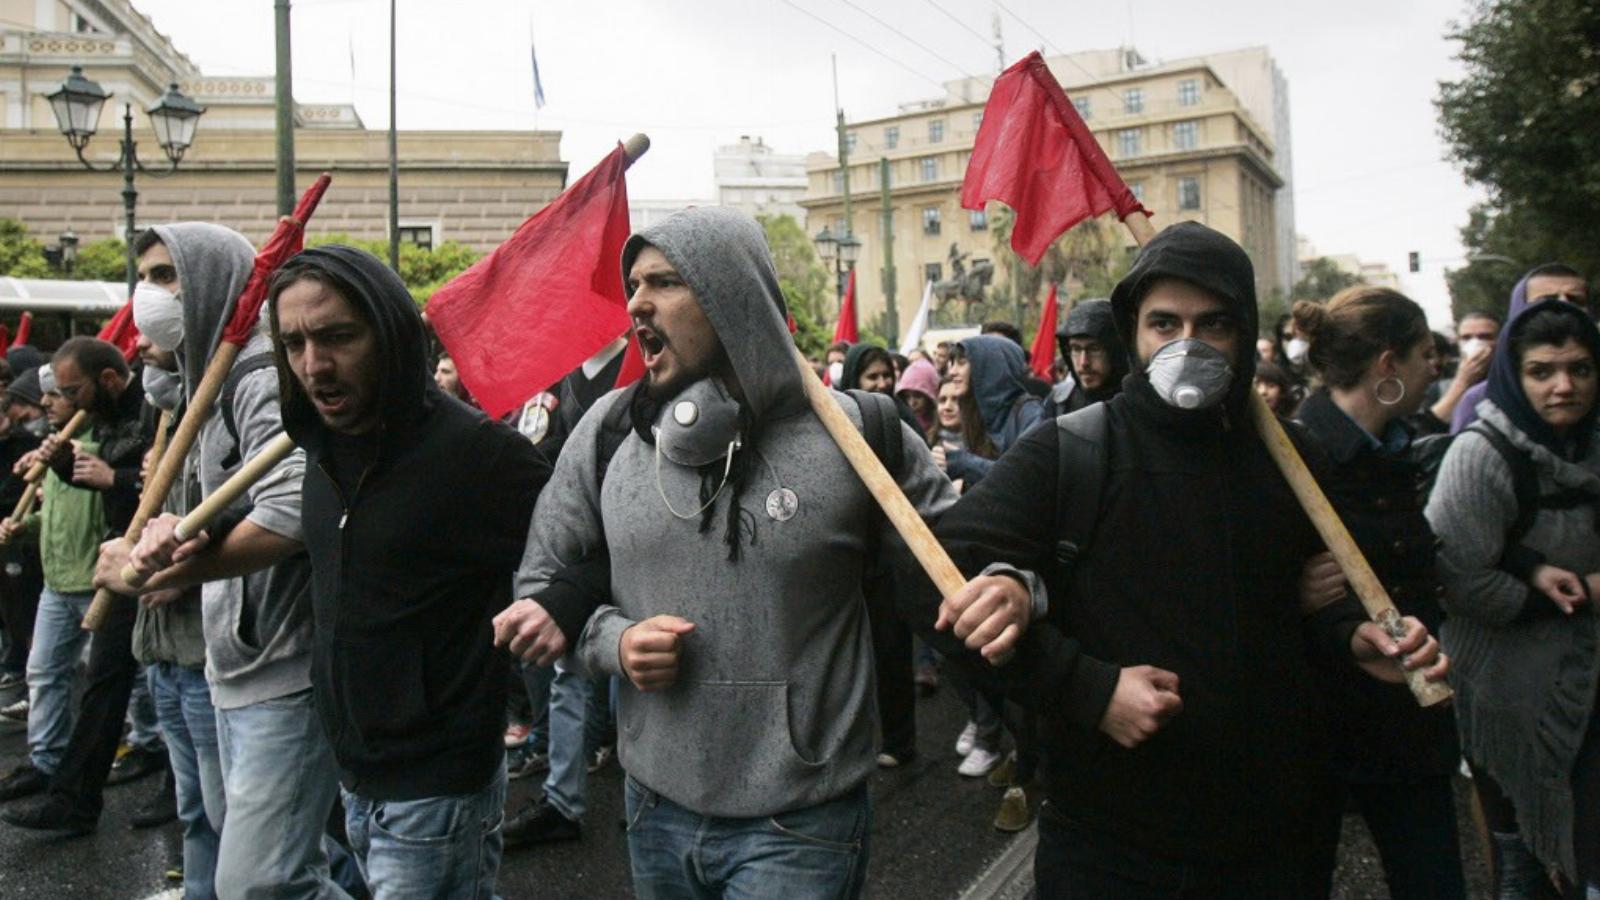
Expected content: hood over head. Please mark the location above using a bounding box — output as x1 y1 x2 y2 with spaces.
5 346 43 380
1056 298 1128 395
620 206 801 423
895 358 940 406
1485 299 1600 458
267 245 434 444
1110 221 1258 414
148 223 257 400
838 342 893 393
957 333 1029 435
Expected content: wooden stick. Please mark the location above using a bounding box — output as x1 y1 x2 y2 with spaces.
793 346 966 597
82 345 242 631
19 410 87 485
119 432 296 589
8 481 38 526
1116 211 1451 707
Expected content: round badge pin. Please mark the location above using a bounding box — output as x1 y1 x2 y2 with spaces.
765 487 799 521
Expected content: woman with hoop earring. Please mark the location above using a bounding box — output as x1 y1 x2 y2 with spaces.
1290 287 1469 899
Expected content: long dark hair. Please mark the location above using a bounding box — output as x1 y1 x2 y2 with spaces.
927 374 997 459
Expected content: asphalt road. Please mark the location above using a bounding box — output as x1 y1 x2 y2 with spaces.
0 670 1496 900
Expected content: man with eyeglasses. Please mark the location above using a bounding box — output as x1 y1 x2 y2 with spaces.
1048 298 1130 416
1451 263 1592 434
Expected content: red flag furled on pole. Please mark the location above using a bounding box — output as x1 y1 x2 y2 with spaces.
99 300 139 361
428 144 634 419
11 312 32 348
1029 283 1059 380
961 52 1152 265
223 173 333 347
832 268 859 345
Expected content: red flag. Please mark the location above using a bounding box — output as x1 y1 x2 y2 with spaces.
962 52 1150 265
614 330 646 390
1029 283 1059 380
98 300 139 361
832 269 859 345
223 173 333 347
11 312 31 348
0 326 9 349
428 144 633 419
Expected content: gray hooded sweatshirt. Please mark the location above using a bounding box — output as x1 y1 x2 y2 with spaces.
152 222 314 710
516 207 957 818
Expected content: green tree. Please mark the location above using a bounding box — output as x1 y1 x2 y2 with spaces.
0 219 50 278
1292 257 1363 303
757 214 835 358
72 239 132 282
1436 0 1600 317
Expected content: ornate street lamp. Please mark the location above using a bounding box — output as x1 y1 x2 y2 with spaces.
812 225 861 315
45 66 206 292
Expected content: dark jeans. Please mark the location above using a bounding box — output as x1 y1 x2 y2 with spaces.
0 550 41 672
47 596 139 818
865 574 915 756
1035 802 1320 899
1309 775 1467 900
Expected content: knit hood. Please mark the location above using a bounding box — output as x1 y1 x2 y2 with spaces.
268 245 435 447
957 333 1029 436
149 223 259 401
895 358 940 406
1110 221 1258 417
619 206 801 424
1484 299 1600 459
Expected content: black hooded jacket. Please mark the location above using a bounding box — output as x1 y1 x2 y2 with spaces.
915 222 1365 862
270 246 553 801
1050 298 1128 415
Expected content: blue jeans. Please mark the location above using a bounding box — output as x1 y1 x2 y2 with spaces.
127 663 163 751
24 587 93 774
150 663 224 900
624 776 871 900
543 658 594 820
215 689 349 900
343 764 506 900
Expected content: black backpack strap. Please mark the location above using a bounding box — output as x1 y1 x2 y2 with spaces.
1053 403 1110 570
218 353 279 469
593 382 643 491
1469 421 1540 549
845 389 904 478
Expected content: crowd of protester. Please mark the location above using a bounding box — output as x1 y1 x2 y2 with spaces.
0 206 1591 900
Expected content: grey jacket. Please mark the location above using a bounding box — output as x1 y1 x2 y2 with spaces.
1426 400 1600 881
153 223 314 709
517 207 957 818
131 373 206 670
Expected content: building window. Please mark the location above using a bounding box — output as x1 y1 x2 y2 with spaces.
924 262 942 283
1116 128 1141 158
397 224 434 251
922 206 942 235
845 132 857 155
1073 97 1091 120
1123 88 1143 114
1178 79 1199 107
969 210 988 231
1173 120 1198 151
972 111 983 132
1129 181 1145 203
1177 176 1201 210
919 156 939 182
884 126 899 150
929 119 945 143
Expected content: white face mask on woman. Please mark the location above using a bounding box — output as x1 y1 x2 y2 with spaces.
1284 337 1310 366
132 282 185 353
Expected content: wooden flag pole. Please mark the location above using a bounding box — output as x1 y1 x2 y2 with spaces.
18 410 87 486
5 482 39 531
1115 212 1450 707
119 432 296 589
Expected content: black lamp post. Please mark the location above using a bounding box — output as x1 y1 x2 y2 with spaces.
812 225 862 320
43 228 79 274
45 66 205 294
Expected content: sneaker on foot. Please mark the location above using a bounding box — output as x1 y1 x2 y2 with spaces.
1 794 96 835
130 770 178 829
503 799 581 849
106 745 167 787
503 722 532 749
587 745 615 774
0 698 27 722
0 671 24 690
994 786 1032 832
954 721 978 757
0 764 49 803
958 746 1003 778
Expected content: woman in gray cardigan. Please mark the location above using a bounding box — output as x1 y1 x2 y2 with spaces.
1426 300 1600 897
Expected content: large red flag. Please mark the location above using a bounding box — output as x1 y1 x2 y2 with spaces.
428 144 633 419
1030 283 1059 380
962 52 1150 265
98 300 139 361
832 268 859 345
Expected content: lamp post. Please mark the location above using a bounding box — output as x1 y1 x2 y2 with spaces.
812 225 862 318
45 66 206 294
43 228 80 274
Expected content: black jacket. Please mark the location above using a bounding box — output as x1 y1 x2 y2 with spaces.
909 223 1367 862
273 246 553 801
1295 388 1458 781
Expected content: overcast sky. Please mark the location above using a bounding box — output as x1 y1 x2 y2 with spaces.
134 0 1485 326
